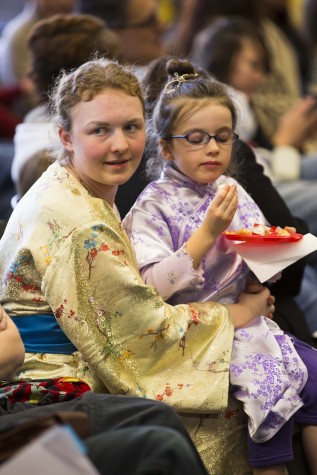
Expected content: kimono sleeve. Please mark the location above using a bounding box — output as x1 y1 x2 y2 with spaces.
123 198 176 268
123 195 204 300
42 221 234 413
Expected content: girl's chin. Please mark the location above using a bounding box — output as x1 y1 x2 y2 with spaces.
113 174 135 186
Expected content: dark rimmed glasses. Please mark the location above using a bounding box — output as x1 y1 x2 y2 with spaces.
164 130 239 145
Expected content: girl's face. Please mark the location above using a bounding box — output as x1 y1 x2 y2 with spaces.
59 89 146 205
118 0 165 65
230 38 266 96
161 100 234 185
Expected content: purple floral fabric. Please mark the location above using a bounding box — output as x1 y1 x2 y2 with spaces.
123 164 308 442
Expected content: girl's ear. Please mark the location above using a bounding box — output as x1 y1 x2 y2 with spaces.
159 139 174 161
59 128 74 153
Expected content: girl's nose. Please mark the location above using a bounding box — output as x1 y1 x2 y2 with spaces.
111 130 129 153
205 137 220 154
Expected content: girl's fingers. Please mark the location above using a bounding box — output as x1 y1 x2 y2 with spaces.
216 186 237 209
213 184 236 205
220 188 238 218
205 184 238 230
210 185 231 207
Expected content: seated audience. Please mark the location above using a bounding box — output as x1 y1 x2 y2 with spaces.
0 0 75 117
11 12 120 189
13 149 52 207
78 0 167 78
0 0 75 86
0 80 34 139
173 0 311 145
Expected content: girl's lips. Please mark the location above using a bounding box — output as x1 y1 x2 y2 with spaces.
200 161 221 166
105 160 130 166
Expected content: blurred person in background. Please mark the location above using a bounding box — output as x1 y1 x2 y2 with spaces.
11 13 120 204
173 0 312 147
0 0 76 118
78 0 166 78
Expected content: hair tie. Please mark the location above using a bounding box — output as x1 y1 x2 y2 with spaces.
163 72 198 93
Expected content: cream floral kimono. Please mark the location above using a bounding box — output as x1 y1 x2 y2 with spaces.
0 162 251 474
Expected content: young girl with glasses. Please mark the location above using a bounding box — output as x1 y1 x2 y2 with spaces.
123 58 317 475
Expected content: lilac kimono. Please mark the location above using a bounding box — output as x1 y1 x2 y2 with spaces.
123 164 308 443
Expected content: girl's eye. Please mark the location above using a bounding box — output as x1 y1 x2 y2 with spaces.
124 124 138 133
216 131 231 144
187 131 206 144
93 127 108 136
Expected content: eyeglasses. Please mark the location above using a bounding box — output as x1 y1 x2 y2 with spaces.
164 130 239 145
114 10 159 30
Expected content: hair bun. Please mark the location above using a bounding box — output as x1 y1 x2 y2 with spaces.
166 59 195 80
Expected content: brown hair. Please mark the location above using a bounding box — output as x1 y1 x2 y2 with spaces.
50 57 145 161
28 13 120 101
146 59 238 179
16 150 53 199
191 16 270 85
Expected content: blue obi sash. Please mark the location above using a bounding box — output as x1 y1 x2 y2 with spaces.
12 314 77 355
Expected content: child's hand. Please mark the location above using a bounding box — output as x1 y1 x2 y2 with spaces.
244 280 276 319
273 96 317 149
201 184 238 239
185 184 237 268
227 287 275 328
0 307 8 332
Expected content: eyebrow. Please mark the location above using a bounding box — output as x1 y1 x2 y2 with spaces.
181 126 233 134
87 118 144 127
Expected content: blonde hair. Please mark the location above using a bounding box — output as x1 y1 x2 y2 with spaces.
50 57 145 161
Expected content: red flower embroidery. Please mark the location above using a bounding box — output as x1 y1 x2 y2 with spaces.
55 300 77 320
90 248 98 259
155 383 186 401
189 304 200 323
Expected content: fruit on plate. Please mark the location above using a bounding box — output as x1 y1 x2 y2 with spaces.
223 224 291 237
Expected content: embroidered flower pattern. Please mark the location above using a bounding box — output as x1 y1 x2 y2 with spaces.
55 299 79 321
230 336 306 424
139 323 170 350
6 255 43 303
89 296 132 363
85 225 125 279
155 382 190 401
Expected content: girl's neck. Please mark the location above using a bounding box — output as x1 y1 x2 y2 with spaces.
63 161 117 207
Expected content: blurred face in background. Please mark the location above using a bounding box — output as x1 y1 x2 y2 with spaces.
36 0 75 18
229 38 266 96
115 0 166 65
